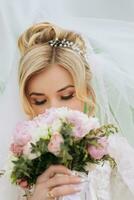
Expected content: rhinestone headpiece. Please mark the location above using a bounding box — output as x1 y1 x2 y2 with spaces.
48 38 85 56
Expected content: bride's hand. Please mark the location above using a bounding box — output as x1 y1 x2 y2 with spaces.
30 165 82 200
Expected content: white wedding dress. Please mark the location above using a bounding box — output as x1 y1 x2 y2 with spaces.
0 1 134 199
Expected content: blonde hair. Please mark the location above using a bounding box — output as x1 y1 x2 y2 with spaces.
18 22 96 118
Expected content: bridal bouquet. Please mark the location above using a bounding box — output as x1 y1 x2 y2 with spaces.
8 107 117 190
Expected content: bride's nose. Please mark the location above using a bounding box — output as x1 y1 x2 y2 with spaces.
50 99 61 108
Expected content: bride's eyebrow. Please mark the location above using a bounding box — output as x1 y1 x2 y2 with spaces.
57 85 74 92
29 85 74 96
29 92 45 96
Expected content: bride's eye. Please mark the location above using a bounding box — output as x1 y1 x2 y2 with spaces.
61 93 75 100
34 99 47 105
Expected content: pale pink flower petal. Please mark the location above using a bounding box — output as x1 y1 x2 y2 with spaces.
13 122 32 146
88 137 108 160
48 132 64 155
10 143 24 156
17 179 29 188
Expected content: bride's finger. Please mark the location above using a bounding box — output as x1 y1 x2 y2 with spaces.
37 165 72 183
50 184 81 197
46 175 82 188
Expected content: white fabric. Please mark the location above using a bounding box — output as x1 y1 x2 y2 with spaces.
0 2 134 200
108 134 134 197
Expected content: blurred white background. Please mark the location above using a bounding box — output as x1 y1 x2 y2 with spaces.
63 0 134 21
1 0 134 21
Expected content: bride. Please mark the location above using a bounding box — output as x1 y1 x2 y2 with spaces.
0 19 134 200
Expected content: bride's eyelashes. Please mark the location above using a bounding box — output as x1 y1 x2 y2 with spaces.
33 93 75 106
61 93 75 100
34 99 47 105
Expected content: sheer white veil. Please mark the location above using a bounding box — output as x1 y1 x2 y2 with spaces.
0 49 26 168
0 12 134 199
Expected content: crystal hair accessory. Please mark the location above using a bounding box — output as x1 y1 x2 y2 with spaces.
48 38 85 56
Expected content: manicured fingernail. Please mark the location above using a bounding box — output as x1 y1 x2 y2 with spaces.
67 169 73 175
68 171 75 175
80 177 88 183
69 171 78 176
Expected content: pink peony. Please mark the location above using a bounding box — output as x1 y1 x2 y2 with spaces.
88 137 108 160
48 132 64 155
13 122 32 146
10 143 24 156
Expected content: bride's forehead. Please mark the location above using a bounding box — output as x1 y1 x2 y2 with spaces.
27 64 74 92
